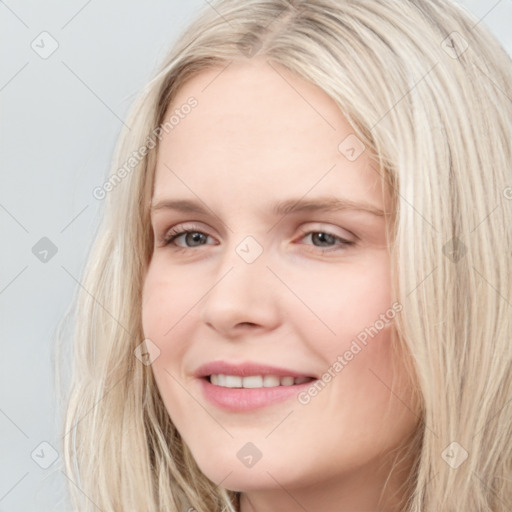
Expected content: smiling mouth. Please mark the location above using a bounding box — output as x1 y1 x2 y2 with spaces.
205 374 316 388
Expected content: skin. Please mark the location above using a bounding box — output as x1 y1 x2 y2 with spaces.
141 58 419 512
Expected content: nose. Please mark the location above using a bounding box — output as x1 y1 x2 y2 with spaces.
199 246 282 338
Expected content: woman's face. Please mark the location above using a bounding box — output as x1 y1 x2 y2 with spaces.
142 59 418 511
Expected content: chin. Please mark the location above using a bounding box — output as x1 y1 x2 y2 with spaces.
191 443 310 492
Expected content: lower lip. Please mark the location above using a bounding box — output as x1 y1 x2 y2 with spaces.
198 377 318 412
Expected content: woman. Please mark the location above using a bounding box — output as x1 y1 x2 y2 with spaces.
59 1 512 510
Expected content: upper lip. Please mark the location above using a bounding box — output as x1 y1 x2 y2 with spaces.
194 361 316 379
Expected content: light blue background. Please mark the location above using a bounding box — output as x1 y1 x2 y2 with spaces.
1 1 511 510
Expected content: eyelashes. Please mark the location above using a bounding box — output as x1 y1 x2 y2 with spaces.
164 229 213 248
300 231 354 250
161 226 355 252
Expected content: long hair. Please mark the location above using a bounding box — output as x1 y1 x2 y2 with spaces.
56 1 512 510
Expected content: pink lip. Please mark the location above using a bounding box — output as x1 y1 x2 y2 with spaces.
193 360 318 412
194 360 316 379
198 377 317 412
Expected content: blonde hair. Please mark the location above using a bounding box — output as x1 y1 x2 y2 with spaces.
57 0 512 510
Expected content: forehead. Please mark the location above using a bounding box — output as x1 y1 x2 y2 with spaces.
153 59 386 212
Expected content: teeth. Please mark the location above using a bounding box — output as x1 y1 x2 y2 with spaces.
225 375 242 387
243 375 263 388
263 375 280 387
208 374 312 388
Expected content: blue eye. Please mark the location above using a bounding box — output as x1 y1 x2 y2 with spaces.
164 229 213 247
302 231 352 248
162 228 354 251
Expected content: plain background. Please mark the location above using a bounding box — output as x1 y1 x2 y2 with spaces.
1 1 511 510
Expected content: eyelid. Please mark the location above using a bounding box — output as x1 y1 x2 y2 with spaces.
160 222 215 245
159 222 353 241
158 221 357 253
295 223 356 243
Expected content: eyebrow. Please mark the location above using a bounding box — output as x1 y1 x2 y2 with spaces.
151 196 385 217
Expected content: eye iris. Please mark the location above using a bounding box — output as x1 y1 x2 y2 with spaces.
184 232 206 246
312 232 335 246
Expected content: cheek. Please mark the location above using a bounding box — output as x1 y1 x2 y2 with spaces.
141 256 217 401
141 261 188 384
141 262 195 419
141 257 201 342
142 270 171 339
282 251 392 346
287 253 402 421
